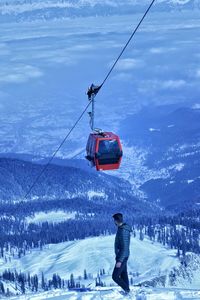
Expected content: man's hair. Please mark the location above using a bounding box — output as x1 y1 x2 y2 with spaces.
112 213 123 223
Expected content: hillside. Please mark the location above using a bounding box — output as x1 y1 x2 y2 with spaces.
115 105 200 211
0 235 179 280
0 157 131 201
0 157 158 218
1 106 200 213
1 235 200 299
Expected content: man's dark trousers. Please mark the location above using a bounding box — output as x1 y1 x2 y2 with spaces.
112 258 129 292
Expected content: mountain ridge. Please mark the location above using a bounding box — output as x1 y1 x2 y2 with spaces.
118 105 200 211
0 0 199 23
0 156 159 216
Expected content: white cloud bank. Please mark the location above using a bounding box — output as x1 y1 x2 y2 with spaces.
161 79 186 89
196 69 200 78
113 58 143 71
0 64 43 84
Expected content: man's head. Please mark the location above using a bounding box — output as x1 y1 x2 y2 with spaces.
113 213 123 226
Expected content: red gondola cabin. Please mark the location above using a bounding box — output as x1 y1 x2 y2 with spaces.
86 132 123 171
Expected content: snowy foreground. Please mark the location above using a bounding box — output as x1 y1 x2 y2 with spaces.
1 235 200 299
0 235 179 281
7 286 200 300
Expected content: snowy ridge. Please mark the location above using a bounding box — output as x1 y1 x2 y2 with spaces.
0 0 199 22
111 144 170 199
0 235 179 280
117 106 200 210
1 235 200 299
25 210 77 224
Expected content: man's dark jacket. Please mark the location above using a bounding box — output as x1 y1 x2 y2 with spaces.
115 223 132 262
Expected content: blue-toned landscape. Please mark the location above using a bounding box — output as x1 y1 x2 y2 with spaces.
0 0 200 299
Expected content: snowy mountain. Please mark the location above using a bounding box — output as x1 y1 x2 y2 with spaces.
0 156 157 214
117 105 200 211
0 157 130 201
1 104 199 213
0 0 200 22
1 235 200 299
0 235 179 280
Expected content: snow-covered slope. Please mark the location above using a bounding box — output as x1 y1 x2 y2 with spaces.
113 106 200 211
6 286 200 300
0 157 155 216
1 235 200 299
0 234 185 283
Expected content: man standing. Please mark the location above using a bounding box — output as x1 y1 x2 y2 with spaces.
112 213 132 295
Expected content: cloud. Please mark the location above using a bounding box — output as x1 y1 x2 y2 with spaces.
192 103 200 110
112 58 143 71
161 80 186 89
47 55 75 64
0 43 10 56
0 90 9 98
150 47 165 54
112 72 133 81
149 47 176 54
0 65 43 84
196 69 200 78
69 44 94 51
138 79 186 93
1 1 79 14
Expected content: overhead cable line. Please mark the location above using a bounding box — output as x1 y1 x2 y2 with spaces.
24 101 92 199
99 0 156 90
24 0 156 199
